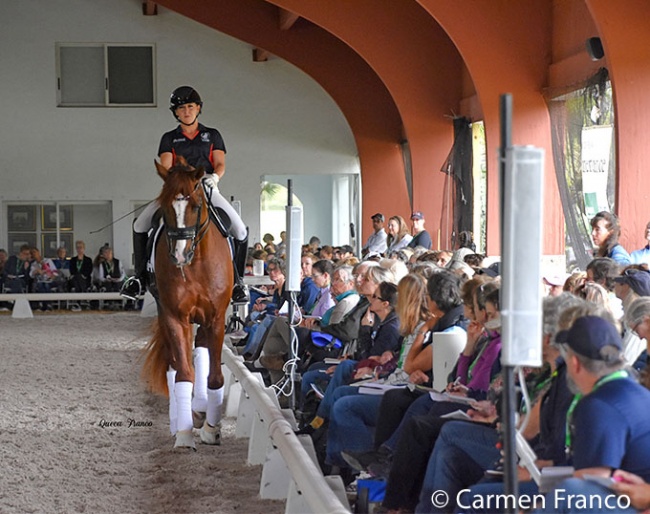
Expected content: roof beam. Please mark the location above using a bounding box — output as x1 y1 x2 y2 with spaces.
142 1 157 15
278 8 299 30
252 48 270 62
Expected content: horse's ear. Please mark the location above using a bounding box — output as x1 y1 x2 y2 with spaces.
175 155 189 168
155 159 169 180
193 167 204 181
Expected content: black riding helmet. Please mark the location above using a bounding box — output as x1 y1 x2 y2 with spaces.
169 86 203 123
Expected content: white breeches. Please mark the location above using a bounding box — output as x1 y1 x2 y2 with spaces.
134 190 247 241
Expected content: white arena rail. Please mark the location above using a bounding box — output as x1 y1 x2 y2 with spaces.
221 344 351 514
0 292 151 318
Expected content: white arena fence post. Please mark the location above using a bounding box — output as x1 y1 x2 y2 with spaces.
222 345 351 514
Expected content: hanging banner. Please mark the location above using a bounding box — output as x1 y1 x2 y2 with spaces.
581 125 612 218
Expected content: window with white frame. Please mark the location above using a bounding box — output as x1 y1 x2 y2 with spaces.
56 43 156 107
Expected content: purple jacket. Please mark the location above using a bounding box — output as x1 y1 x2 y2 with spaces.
455 331 502 392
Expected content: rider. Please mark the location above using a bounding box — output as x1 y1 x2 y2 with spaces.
121 86 249 303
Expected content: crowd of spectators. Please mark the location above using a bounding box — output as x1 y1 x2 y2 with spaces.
230 209 650 514
0 240 132 311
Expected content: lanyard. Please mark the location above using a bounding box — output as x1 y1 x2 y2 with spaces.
565 369 629 456
521 369 558 414
468 332 495 380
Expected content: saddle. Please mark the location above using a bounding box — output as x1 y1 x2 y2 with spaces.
145 187 233 300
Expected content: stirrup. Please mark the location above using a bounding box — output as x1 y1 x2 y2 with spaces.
120 276 142 301
232 283 249 304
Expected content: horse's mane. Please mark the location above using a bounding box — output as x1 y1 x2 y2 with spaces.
157 156 203 209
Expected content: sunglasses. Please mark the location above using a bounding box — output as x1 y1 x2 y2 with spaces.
371 293 385 301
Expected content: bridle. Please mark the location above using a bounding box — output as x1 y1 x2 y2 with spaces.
164 181 210 272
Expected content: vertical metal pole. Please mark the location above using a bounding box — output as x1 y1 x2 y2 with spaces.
500 94 518 510
287 180 296 410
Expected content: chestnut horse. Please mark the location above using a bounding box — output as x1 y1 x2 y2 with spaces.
142 156 233 450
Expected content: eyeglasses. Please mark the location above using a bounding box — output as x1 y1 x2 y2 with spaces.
312 273 323 279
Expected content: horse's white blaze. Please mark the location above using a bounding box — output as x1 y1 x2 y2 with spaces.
173 197 189 264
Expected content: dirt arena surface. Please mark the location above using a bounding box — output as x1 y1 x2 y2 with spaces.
0 311 284 514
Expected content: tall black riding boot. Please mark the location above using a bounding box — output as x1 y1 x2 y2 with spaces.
120 231 148 300
232 233 250 303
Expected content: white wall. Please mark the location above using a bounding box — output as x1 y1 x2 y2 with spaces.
0 0 359 262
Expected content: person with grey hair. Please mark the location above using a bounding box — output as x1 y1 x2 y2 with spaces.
524 315 650 514
613 268 650 366
254 264 362 381
373 294 582 512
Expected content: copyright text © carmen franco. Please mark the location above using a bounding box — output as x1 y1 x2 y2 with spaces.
97 418 153 429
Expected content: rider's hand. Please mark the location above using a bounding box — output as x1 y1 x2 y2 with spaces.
202 173 220 192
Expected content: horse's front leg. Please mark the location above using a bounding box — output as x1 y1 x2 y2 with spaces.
196 320 226 445
162 315 196 450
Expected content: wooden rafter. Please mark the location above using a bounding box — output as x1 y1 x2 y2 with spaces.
252 48 270 62
278 8 299 31
142 1 157 15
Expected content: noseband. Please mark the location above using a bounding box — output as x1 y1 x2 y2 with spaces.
165 184 210 268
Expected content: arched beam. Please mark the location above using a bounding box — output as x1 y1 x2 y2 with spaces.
155 0 410 237
587 0 650 251
419 0 563 256
264 0 465 247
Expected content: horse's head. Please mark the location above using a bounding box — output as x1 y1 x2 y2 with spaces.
155 157 208 267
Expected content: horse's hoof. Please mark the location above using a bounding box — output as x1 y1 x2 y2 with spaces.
192 410 206 429
173 430 196 451
200 421 221 445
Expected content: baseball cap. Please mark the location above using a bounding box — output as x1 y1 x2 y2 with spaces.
371 213 384 221
555 315 622 360
613 269 650 297
543 273 570 287
411 211 425 220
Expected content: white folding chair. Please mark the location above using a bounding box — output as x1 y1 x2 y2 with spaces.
430 331 467 391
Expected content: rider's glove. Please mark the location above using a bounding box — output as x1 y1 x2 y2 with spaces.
202 173 220 193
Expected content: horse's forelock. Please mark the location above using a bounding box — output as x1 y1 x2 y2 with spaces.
157 167 201 210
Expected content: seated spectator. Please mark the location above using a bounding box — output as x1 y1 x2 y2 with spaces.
0 248 7 278
303 259 336 322
362 213 388 258
256 265 362 384
93 246 125 292
511 315 650 514
0 248 9 310
452 230 477 263
306 274 432 466
386 215 413 254
29 247 59 311
319 245 334 261
29 247 58 291
613 268 650 365
563 270 586 294
631 220 650 266
543 273 569 297
298 252 320 315
301 281 401 434
410 293 583 513
349 271 473 474
275 231 287 258
3 244 32 293
407 211 432 250
590 210 631 265
308 236 321 255
586 257 623 319
380 258 409 284
69 240 94 293
626 296 650 382
52 246 71 290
